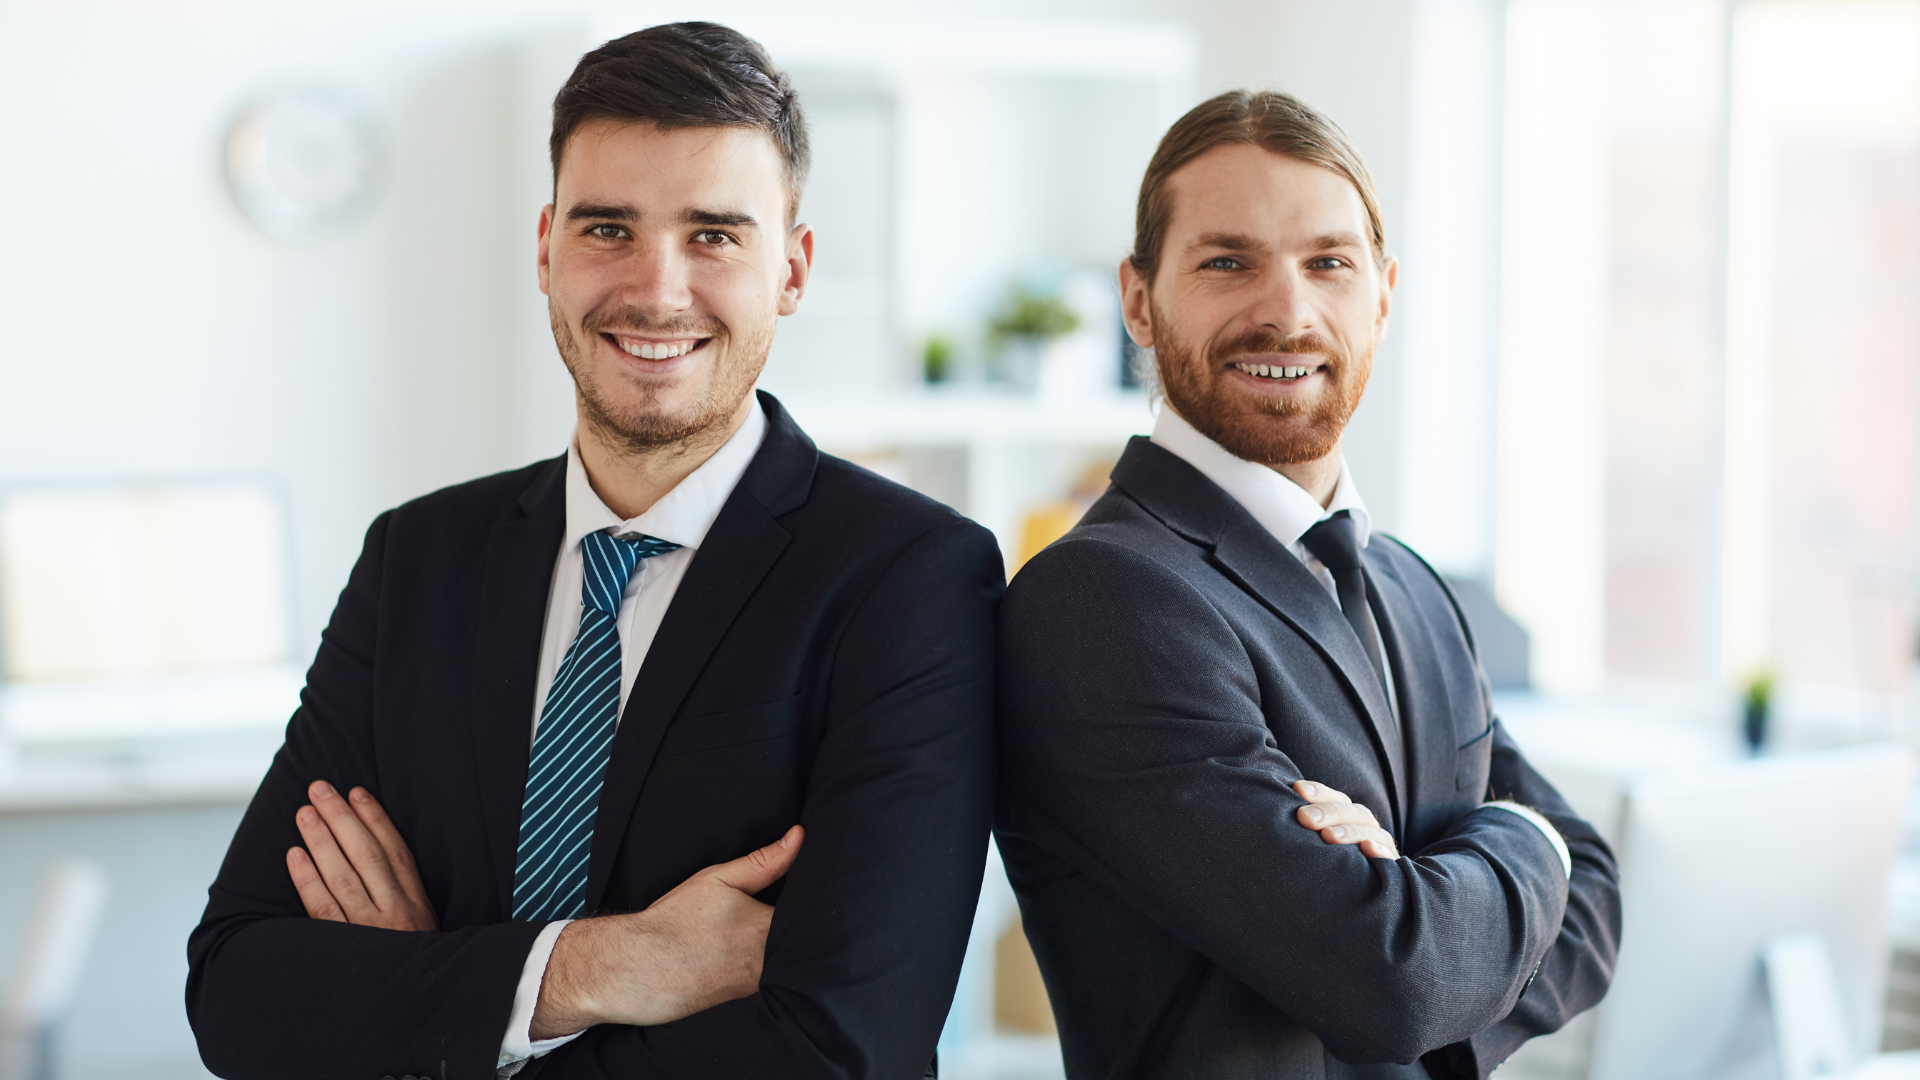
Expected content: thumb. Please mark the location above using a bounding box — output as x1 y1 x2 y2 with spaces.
711 825 804 895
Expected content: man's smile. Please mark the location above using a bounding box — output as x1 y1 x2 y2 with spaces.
1224 357 1330 396
603 333 712 360
1230 360 1324 381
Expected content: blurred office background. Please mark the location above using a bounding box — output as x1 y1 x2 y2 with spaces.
4 0 1920 1077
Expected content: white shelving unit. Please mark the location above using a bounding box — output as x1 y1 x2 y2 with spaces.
780 391 1156 566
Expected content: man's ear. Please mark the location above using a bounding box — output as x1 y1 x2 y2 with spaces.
1119 257 1155 349
777 222 815 317
537 204 556 297
1375 254 1398 340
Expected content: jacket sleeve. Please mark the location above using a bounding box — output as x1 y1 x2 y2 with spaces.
1434 722 1620 1078
995 537 1572 1066
523 519 1003 1079
186 511 549 1080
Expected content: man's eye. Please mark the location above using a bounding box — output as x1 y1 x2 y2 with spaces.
694 230 732 245
588 224 627 240
1307 256 1349 271
1201 256 1241 271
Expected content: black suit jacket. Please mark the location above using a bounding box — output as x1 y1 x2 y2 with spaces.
187 393 1004 1080
994 438 1619 1080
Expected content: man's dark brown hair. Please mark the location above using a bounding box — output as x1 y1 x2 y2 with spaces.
1130 90 1384 284
550 22 810 221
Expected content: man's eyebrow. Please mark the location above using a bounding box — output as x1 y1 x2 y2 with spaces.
1310 231 1369 251
565 203 636 222
684 208 759 230
1189 231 1264 252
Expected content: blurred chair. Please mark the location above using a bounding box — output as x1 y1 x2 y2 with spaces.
0 861 109 1080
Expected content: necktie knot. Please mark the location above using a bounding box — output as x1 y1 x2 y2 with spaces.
579 530 681 615
1299 511 1363 572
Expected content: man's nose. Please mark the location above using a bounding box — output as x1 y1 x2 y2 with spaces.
1246 267 1316 338
620 239 695 312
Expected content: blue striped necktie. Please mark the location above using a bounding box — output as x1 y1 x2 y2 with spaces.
512 528 681 921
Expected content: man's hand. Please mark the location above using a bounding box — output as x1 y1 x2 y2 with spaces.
286 780 438 931
530 825 804 1038
1293 780 1399 859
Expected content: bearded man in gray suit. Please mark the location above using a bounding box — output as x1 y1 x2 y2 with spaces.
995 90 1620 1080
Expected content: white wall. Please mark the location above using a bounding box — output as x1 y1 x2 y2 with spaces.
0 0 1450 656
0 2 568 656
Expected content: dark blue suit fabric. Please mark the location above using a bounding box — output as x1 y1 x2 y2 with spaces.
995 437 1621 1080
187 394 1003 1080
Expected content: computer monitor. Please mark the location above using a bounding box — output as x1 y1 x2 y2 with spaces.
0 482 301 741
1589 743 1916 1080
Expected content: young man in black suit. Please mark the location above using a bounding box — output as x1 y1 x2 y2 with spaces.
995 91 1620 1079
187 23 1001 1080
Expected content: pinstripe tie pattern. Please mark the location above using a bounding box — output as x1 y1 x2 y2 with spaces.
512 529 680 921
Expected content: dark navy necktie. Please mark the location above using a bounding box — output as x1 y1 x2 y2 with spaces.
512 528 680 922
1298 510 1390 704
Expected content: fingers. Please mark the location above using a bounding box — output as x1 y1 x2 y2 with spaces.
295 803 378 920
306 781 407 910
1293 781 1397 858
1358 837 1401 860
1293 780 1353 806
1315 822 1400 859
286 847 347 921
346 787 432 912
1295 798 1379 832
710 825 804 895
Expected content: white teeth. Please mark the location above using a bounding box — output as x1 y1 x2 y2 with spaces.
622 339 700 359
1235 361 1318 379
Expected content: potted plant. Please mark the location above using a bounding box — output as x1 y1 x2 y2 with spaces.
987 283 1080 392
1742 668 1775 755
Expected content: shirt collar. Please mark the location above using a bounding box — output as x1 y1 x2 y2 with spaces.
562 401 768 553
1149 404 1371 551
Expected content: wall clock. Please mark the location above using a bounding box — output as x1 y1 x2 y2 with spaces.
225 87 385 244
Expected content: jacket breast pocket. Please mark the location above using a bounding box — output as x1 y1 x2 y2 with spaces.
1454 719 1495 791
658 695 803 758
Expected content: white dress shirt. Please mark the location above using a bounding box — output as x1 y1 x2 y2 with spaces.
497 403 768 1075
1149 406 1570 877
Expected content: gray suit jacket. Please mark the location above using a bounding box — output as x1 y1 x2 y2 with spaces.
994 437 1619 1080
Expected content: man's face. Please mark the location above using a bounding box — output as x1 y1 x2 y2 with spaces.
539 120 811 452
1120 145 1396 467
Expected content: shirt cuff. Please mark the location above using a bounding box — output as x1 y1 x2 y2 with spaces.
497 920 581 1076
1485 801 1572 879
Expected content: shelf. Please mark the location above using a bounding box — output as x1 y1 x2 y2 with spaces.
778 391 1156 450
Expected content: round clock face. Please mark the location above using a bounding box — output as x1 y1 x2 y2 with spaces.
225 88 385 244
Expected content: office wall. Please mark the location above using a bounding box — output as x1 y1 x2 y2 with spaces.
0 0 1442 657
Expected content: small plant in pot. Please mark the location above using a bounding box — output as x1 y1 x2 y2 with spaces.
922 334 956 384
987 283 1080 392
1742 668 1775 755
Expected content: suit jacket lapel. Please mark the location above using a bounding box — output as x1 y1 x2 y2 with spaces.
1110 439 1406 835
1209 524 1406 834
1367 551 1463 846
471 456 568 918
582 393 815 910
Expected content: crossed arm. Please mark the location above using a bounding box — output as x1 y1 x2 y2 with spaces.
998 538 1602 1067
283 777 805 1035
281 773 1388 1048
188 514 1005 1080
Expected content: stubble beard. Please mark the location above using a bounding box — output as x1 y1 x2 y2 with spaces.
1150 299 1372 467
551 297 775 456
